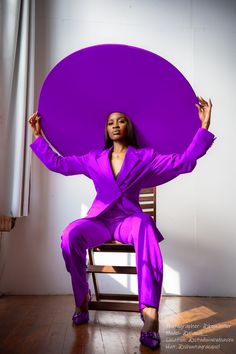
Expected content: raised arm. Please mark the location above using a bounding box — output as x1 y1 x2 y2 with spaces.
28 112 91 177
145 97 217 186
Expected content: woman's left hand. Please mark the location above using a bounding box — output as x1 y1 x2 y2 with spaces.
195 96 212 130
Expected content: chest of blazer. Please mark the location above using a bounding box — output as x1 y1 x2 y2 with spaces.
30 128 216 218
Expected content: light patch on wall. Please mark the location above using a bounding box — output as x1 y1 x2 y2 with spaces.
163 263 180 294
81 202 89 217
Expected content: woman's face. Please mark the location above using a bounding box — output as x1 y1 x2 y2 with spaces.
107 112 128 142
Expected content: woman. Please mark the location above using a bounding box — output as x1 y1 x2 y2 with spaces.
28 96 216 349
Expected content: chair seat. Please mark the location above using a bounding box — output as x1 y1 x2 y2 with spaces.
92 241 135 252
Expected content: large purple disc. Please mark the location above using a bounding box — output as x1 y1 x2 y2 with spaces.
38 44 200 156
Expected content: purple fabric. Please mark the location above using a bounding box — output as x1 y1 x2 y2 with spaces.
37 44 201 156
60 213 163 311
30 127 216 230
30 127 216 310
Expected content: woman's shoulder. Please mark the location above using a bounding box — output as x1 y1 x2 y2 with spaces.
128 146 156 163
87 147 109 158
129 145 154 155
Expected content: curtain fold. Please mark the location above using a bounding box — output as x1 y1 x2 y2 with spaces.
0 0 35 217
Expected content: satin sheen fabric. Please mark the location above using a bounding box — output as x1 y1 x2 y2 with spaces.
30 127 216 310
30 127 216 243
60 212 164 311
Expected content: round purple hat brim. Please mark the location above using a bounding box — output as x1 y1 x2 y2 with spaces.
38 44 200 156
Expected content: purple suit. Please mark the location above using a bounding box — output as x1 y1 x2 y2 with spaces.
30 127 216 311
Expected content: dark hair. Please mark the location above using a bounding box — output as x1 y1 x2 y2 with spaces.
104 111 139 149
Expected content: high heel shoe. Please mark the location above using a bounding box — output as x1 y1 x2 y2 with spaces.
72 289 92 325
139 330 161 349
139 309 161 349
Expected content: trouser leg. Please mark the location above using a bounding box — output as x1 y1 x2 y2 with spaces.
60 217 113 308
113 213 163 312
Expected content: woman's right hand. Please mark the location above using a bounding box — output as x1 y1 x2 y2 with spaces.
28 112 42 138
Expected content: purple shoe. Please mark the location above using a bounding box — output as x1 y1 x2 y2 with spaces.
72 311 89 325
139 330 161 349
72 289 92 325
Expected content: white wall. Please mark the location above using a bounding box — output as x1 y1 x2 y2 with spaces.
1 0 236 299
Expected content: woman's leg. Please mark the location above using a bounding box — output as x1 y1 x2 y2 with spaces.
113 213 163 319
60 217 113 310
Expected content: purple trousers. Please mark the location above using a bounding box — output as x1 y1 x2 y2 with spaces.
60 211 163 312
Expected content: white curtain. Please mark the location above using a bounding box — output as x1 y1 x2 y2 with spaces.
0 0 35 217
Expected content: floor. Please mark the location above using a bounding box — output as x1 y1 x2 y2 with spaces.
0 295 235 354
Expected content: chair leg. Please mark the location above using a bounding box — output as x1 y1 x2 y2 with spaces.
87 248 100 302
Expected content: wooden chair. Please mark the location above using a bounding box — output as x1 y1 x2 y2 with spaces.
86 187 156 312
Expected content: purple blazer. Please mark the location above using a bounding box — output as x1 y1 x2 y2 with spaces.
30 127 216 219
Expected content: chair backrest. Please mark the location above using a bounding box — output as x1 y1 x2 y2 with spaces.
139 187 156 222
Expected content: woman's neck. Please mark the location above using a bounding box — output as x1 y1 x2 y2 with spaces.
112 141 128 153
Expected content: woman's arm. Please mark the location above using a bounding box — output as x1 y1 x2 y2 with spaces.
28 112 91 177
146 97 217 186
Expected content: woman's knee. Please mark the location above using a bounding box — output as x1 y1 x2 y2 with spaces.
141 213 153 222
132 213 158 242
61 218 89 249
137 213 154 228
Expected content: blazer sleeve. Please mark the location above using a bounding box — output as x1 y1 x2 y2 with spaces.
146 127 217 187
29 135 91 178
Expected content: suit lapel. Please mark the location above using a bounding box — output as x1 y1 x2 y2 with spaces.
116 146 140 186
96 146 115 184
96 145 141 188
